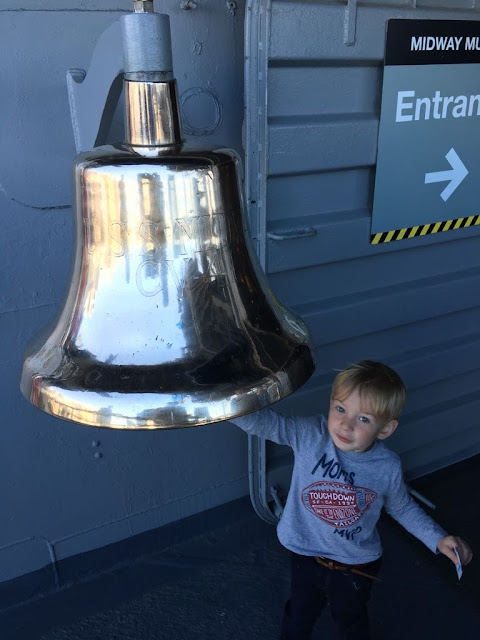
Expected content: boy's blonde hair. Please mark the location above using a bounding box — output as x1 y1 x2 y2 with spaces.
331 360 406 423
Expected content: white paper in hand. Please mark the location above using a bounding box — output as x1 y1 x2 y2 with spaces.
454 547 463 580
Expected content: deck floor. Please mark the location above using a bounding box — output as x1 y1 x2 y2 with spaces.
1 456 479 640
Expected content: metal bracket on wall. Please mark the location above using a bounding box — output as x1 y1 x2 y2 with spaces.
67 20 124 153
247 434 278 524
244 0 280 525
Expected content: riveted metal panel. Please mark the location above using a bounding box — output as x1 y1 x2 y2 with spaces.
245 0 480 519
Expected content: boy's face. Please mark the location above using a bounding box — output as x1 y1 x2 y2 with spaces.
328 388 398 453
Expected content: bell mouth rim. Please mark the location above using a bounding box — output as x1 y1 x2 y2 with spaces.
21 349 315 430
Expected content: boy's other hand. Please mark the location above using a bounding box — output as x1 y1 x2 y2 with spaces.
437 535 473 566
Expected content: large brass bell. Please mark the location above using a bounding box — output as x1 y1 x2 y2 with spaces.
20 5 315 429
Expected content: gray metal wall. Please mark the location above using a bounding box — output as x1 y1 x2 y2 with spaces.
243 0 480 511
2 0 480 586
0 0 247 583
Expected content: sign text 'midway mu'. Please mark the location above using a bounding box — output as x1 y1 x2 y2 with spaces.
411 36 480 51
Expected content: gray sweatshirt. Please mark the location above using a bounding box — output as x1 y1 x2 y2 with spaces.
231 409 447 564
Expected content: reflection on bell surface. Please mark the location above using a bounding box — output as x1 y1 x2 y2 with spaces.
20 7 315 429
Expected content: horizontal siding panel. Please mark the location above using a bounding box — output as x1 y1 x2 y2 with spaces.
270 2 479 63
270 235 480 306
360 1 414 5
266 210 480 273
268 65 381 118
398 344 480 395
405 369 480 419
416 0 476 8
401 426 480 480
267 170 371 222
298 267 480 346
300 307 480 379
393 395 480 455
268 116 378 175
281 332 480 412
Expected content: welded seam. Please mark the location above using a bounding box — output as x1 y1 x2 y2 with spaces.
0 181 69 211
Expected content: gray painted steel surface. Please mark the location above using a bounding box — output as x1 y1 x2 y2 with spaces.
244 0 480 519
3 0 480 588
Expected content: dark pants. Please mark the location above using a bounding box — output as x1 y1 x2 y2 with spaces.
280 553 382 640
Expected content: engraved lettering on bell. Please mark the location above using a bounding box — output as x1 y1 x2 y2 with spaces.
139 221 165 255
174 212 228 255
108 221 128 257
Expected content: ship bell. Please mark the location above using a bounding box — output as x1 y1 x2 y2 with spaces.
20 1 315 429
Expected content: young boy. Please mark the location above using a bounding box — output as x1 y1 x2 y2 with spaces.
230 360 473 640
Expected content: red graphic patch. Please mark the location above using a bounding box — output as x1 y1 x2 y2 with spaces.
301 480 377 528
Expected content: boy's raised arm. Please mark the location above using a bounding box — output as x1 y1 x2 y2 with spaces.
229 408 321 448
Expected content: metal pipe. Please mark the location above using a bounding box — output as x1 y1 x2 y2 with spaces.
124 80 182 147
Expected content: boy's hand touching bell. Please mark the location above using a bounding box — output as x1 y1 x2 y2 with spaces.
437 535 473 566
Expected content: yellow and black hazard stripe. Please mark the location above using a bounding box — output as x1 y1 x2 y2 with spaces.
371 215 480 245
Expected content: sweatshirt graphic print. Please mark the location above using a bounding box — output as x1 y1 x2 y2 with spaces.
231 409 446 563
302 480 377 528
